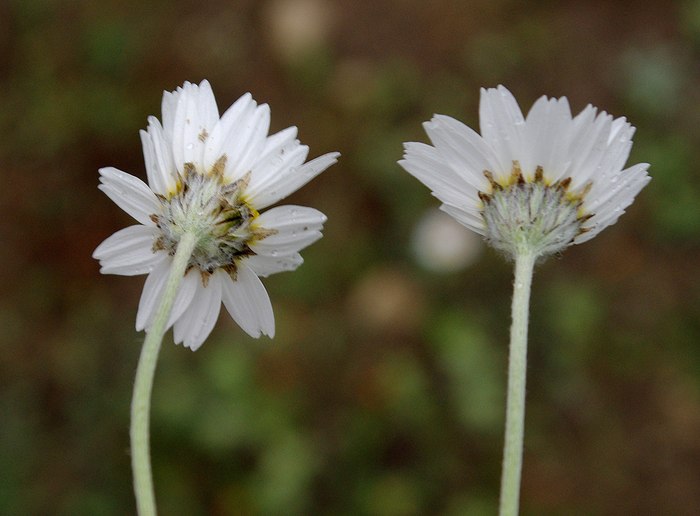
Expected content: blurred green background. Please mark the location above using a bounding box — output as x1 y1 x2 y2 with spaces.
2 0 700 514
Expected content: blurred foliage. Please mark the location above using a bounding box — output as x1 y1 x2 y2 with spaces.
2 0 700 514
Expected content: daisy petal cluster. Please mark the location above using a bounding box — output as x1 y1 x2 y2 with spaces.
93 80 339 350
400 85 650 259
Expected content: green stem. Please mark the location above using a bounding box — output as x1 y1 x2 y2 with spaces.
499 251 536 516
130 232 197 516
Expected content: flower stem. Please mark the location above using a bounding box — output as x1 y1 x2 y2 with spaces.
130 232 197 516
499 251 536 516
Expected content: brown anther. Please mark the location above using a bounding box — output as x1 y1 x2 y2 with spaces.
231 170 252 192
210 154 228 180
223 262 238 279
557 177 572 190
149 214 160 225
534 166 544 182
511 161 524 184
183 162 197 177
198 129 209 143
510 169 525 185
478 191 492 204
174 171 188 194
152 239 166 253
200 270 211 287
483 170 501 190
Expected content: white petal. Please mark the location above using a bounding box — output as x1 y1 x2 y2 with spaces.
522 96 573 180
439 203 486 235
252 230 323 257
136 258 172 332
579 165 650 241
203 93 256 175
167 269 200 328
261 126 298 157
246 142 308 196
608 116 630 144
93 225 162 275
576 164 650 244
223 104 271 181
571 104 597 131
140 116 176 195
255 205 326 232
98 167 160 226
173 274 223 350
479 85 525 175
161 88 179 142
206 101 270 182
250 205 326 256
424 115 496 189
237 127 302 187
584 163 649 214
586 121 636 192
170 80 220 172
140 130 158 192
554 104 597 186
565 111 614 189
400 141 481 208
245 253 304 277
567 104 597 153
221 265 274 338
247 152 339 210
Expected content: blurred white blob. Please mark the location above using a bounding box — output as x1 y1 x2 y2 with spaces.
266 0 335 61
412 209 483 273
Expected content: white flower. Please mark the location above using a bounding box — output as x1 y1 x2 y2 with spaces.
93 80 339 350
399 85 651 259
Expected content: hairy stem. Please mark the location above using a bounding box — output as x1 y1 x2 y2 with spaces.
499 251 536 516
130 232 197 516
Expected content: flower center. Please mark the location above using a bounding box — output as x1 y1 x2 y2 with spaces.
478 162 592 258
150 162 272 282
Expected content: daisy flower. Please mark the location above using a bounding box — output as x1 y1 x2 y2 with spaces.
399 85 650 259
93 80 339 350
400 85 650 515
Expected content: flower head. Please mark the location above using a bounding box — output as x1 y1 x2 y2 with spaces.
93 80 339 350
399 85 650 259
